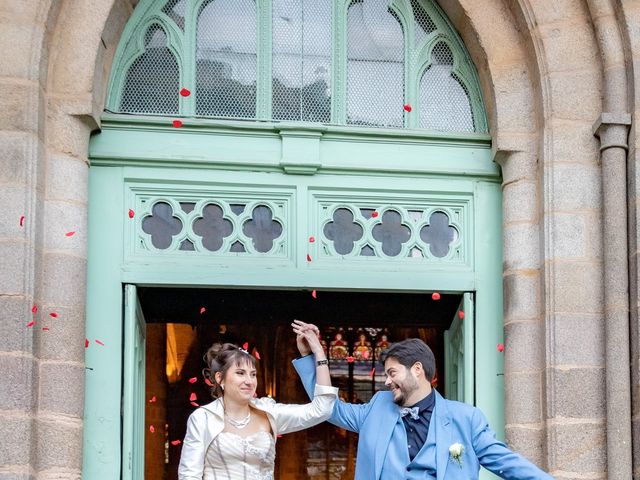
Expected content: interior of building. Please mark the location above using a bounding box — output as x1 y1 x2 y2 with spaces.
139 287 461 479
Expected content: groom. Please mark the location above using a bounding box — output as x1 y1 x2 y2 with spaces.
291 321 554 480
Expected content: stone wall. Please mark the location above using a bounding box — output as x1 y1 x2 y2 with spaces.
0 0 638 478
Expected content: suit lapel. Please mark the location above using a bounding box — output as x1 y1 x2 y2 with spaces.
374 397 402 478
434 392 452 480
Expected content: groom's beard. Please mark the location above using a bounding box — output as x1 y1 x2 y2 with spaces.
391 375 420 405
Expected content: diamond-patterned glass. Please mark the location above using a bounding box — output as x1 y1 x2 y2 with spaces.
412 0 437 46
419 42 474 132
347 0 404 128
272 0 332 122
196 0 257 118
120 25 180 115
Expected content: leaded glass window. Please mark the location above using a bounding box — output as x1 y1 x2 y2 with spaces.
108 0 487 133
120 25 180 115
346 0 404 127
419 42 474 132
272 0 332 122
195 0 257 118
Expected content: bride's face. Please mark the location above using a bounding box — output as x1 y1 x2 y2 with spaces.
220 360 257 402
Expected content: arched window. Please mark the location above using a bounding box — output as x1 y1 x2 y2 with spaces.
120 25 180 115
346 0 404 128
107 0 487 133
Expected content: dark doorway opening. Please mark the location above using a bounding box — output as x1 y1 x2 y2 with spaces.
138 287 461 479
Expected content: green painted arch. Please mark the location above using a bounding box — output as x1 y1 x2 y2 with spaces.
106 0 488 133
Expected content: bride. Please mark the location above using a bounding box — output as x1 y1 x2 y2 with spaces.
178 322 336 479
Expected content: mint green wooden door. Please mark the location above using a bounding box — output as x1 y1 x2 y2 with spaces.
122 285 146 480
444 292 474 404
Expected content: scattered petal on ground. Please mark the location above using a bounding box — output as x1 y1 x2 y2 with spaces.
19 215 25 227
171 440 182 446
188 377 197 384
371 211 379 218
27 320 35 328
149 395 157 403
65 231 76 237
180 88 191 97
458 311 465 319
49 312 58 318
403 104 412 112
95 339 105 346
311 290 317 299
128 209 135 219
431 292 441 301
309 236 315 243
172 120 183 128
497 343 504 353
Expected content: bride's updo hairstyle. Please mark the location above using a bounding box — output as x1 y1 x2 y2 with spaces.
203 343 257 398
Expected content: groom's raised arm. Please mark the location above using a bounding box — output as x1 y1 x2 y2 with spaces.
292 353 371 433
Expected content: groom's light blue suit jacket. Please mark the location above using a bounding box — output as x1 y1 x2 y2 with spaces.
293 355 554 480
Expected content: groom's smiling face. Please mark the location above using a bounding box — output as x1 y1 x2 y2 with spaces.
384 357 420 406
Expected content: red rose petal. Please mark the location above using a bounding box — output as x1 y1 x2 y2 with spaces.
31 305 37 314
306 253 312 262
189 392 197 402
42 327 50 331
370 367 376 377
95 339 105 346
199 307 206 314
458 310 465 319
149 425 155 433
188 377 197 384
171 440 182 446
371 211 379 218
311 290 317 299
180 88 191 97
65 231 75 237
204 378 214 387
309 236 315 243
149 395 157 403
172 120 183 128
431 292 441 301
403 104 412 112
27 320 35 328
347 356 354 363
254 350 261 360
190 401 199 407
49 312 58 318
85 338 89 348
497 343 504 353
128 209 135 219
242 342 249 350
19 215 25 227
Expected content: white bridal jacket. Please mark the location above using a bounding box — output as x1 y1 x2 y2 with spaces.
178 384 338 480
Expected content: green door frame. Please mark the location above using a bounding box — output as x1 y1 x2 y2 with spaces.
82 119 503 479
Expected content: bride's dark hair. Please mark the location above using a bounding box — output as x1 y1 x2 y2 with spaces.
202 343 257 398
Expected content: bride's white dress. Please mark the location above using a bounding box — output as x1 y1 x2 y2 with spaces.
203 431 276 480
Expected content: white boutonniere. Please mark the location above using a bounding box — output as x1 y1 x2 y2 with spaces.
449 442 464 467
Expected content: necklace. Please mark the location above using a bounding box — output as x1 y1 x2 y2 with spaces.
225 410 251 429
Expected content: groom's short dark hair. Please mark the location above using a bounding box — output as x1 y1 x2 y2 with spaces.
379 338 436 381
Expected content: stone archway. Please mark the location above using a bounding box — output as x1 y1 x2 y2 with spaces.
5 0 636 477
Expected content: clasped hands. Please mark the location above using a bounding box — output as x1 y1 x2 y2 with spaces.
291 319 323 357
